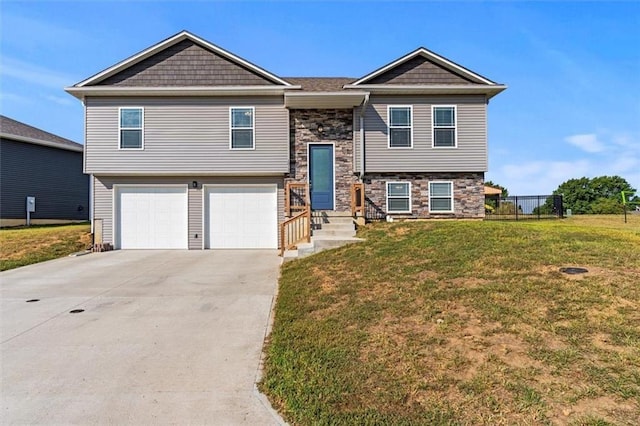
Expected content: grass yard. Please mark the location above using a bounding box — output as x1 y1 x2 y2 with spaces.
261 215 640 425
0 223 92 271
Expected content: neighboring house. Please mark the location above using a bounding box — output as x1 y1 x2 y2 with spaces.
65 31 505 250
0 115 89 227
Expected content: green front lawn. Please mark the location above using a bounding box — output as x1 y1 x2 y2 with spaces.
261 215 640 425
0 223 92 271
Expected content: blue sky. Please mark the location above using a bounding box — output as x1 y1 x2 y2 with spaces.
1 1 639 195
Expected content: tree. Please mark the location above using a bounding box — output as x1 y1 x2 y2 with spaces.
485 180 509 197
550 175 636 214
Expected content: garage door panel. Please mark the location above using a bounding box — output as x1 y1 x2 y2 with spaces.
118 187 188 249
206 186 277 249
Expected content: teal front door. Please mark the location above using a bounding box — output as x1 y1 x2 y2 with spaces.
309 144 334 210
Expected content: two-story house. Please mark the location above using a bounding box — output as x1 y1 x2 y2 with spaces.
66 31 505 250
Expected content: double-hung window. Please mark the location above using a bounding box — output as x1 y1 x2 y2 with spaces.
119 107 143 149
388 106 412 148
387 182 411 213
432 105 456 148
230 107 254 149
429 181 454 213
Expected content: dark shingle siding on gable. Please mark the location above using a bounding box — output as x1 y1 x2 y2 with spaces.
97 40 279 87
367 56 477 85
0 115 82 150
1 138 89 220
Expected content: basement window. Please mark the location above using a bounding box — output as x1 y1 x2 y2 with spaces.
429 181 454 213
387 182 411 213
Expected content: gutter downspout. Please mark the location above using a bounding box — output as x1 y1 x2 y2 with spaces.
359 93 370 180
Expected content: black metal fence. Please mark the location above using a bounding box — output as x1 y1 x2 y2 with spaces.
485 194 564 221
364 197 387 221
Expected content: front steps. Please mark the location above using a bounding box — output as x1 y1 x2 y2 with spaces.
283 211 363 260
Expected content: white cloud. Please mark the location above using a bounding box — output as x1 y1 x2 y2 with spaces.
564 133 606 153
0 92 32 106
45 95 74 106
0 57 75 89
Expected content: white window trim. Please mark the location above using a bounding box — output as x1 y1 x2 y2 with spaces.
432 105 457 149
386 181 412 214
229 106 255 150
118 107 144 150
429 181 454 213
387 105 413 149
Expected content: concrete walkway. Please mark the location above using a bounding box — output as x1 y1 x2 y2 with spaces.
1 250 285 425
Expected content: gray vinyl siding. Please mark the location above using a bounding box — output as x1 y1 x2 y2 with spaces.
355 95 488 173
93 175 284 249
85 97 289 174
0 138 89 220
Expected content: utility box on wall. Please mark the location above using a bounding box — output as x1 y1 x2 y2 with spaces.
26 196 36 225
26 196 36 212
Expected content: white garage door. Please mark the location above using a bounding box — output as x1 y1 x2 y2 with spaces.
117 186 188 249
206 186 277 249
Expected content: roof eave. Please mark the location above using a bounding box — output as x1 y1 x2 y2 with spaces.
342 84 507 99
0 132 83 152
65 85 302 100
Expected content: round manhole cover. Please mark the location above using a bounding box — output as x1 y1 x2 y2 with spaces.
560 267 589 275
69 309 85 314
26 299 40 303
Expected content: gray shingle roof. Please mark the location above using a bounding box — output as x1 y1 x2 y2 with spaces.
284 77 355 92
0 115 82 150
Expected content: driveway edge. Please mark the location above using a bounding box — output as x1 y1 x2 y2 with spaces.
253 266 288 425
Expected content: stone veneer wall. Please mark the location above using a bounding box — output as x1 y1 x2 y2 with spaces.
365 172 485 219
286 109 358 212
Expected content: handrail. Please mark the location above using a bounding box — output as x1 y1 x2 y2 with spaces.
285 182 310 217
351 183 365 217
279 206 311 256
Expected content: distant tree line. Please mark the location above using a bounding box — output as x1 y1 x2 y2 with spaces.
535 175 637 215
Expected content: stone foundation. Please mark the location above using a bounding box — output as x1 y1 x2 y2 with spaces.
285 109 358 212
364 172 485 219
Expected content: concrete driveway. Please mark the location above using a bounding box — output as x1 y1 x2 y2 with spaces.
1 250 284 425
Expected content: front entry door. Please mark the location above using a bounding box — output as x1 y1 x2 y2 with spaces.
309 144 334 210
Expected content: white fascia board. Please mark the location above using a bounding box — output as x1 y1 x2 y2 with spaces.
88 171 287 177
342 84 507 99
284 92 368 109
65 85 302 100
74 31 293 87
1 133 83 152
352 48 497 86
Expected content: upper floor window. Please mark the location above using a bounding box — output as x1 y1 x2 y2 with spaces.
429 181 454 213
388 106 412 148
433 106 457 148
387 182 411 213
119 107 143 149
230 107 254 149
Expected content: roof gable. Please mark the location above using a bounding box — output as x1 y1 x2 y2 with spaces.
76 31 291 87
352 47 497 86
